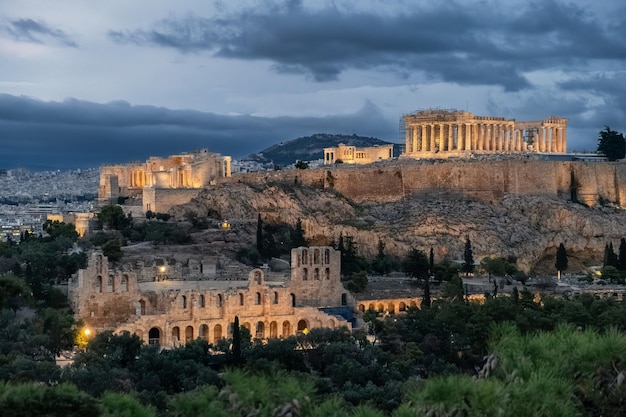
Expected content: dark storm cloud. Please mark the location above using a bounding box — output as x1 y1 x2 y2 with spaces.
108 0 626 90
0 94 395 170
4 18 78 47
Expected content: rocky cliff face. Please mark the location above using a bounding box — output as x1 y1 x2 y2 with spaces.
173 171 626 274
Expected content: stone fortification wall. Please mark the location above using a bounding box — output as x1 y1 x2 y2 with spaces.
143 188 203 213
226 160 626 206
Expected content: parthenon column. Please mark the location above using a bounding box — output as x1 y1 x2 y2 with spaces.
430 124 436 152
420 125 427 152
447 124 453 151
479 124 485 150
464 123 471 150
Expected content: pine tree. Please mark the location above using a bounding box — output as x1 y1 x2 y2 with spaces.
429 247 434 273
462 236 474 277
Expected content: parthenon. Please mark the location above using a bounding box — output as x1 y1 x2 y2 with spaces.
402 109 567 157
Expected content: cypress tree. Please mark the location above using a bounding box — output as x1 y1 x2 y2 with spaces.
555 243 568 280
232 316 242 365
422 276 431 308
619 238 626 270
291 218 307 248
429 247 434 273
462 236 474 277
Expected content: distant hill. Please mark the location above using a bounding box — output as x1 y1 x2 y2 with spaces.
245 133 400 167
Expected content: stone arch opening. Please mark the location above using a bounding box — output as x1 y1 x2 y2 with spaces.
182 295 187 309
199 294 205 308
410 300 417 308
388 303 395 314
399 302 407 312
185 325 194 343
172 326 180 345
254 270 262 284
314 268 319 280
325 268 330 280
214 324 223 342
314 249 320 264
239 293 244 306
148 327 161 346
303 268 308 281
255 321 265 339
302 250 308 265
199 324 209 341
269 321 278 338
282 321 291 337
377 303 384 313
325 249 330 264
139 299 146 315
96 276 103 293
358 304 365 312
121 274 129 292
107 275 114 292
255 292 261 305
341 293 348 306
216 294 223 307
273 291 279 304
297 319 308 333
290 293 296 307
368 303 375 311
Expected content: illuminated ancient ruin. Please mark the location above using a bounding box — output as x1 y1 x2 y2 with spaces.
402 109 567 157
323 143 394 165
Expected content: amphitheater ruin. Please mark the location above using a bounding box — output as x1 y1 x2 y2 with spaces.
69 247 363 347
402 109 568 158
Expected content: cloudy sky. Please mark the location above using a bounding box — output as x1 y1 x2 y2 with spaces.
1 0 625 169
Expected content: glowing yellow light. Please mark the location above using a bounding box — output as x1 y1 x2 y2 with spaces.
84 328 91 336
159 266 166 273
302 328 309 335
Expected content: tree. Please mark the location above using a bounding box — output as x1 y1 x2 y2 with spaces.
291 218 307 248
97 205 130 230
102 239 123 262
555 243 568 280
294 160 309 169
422 276 431 308
597 126 626 161
619 237 626 270
429 247 434 273
402 249 430 283
256 213 263 256
232 316 242 365
604 242 619 268
462 236 474 277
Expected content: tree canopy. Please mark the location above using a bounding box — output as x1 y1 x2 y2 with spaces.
597 126 626 161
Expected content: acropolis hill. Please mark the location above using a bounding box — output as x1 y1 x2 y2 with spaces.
174 157 626 274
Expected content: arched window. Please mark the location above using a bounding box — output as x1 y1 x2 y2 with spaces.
255 321 265 339
297 319 308 334
214 324 223 342
388 303 395 314
358 304 365 312
239 293 244 306
313 249 320 264
182 295 187 309
325 268 330 280
255 292 261 305
107 275 114 292
199 294 205 308
314 268 320 280
199 324 209 341
324 249 330 264
303 268 308 281
216 294 223 307
185 326 194 343
121 275 129 292
341 293 348 306
282 321 291 337
399 302 407 312
377 303 384 313
273 291 279 304
254 270 262 284
139 299 146 315
148 327 160 346
172 326 180 344
290 293 296 307
269 321 278 338
96 276 103 293
302 250 308 265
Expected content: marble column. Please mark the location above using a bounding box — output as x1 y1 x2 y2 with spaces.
430 124 435 152
420 125 427 152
